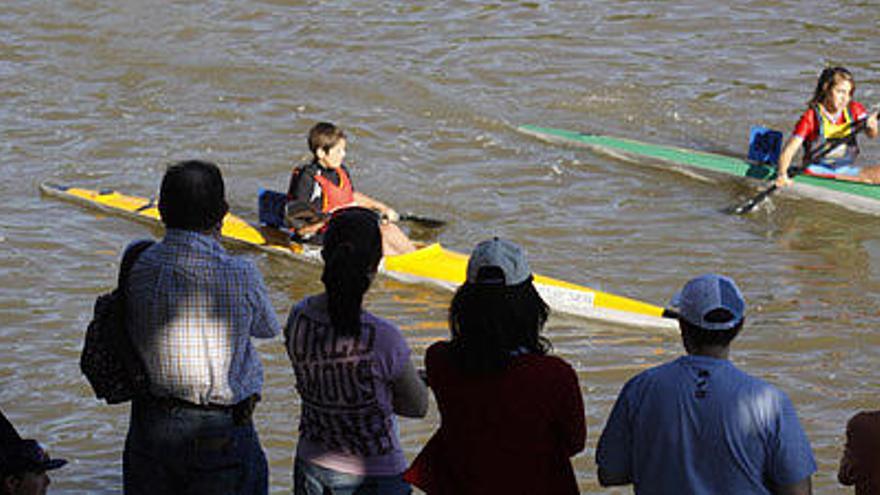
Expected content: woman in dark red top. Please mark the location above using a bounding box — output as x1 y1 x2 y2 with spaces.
404 238 586 495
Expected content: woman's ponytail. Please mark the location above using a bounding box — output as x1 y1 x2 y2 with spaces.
320 208 383 337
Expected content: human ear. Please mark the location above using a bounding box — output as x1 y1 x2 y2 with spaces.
2 474 21 492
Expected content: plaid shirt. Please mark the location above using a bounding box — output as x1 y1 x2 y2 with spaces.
125 229 279 405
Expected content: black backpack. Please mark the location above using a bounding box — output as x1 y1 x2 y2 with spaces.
80 240 154 404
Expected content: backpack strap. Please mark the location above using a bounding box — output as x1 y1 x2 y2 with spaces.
118 240 155 286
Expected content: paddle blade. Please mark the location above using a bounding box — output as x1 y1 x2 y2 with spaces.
398 213 446 228
724 184 778 215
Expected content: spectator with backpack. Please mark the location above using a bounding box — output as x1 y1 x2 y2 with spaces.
122 160 280 494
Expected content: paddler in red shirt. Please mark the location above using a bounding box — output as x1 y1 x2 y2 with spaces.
776 67 880 186
285 122 416 255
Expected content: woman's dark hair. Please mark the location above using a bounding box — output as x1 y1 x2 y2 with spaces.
320 207 382 337
448 280 551 374
810 66 854 106
158 160 229 231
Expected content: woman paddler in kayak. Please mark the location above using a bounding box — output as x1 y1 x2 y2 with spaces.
776 66 880 187
285 121 416 255
404 238 586 495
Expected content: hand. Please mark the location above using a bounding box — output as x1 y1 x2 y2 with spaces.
383 209 400 223
868 112 879 134
775 175 792 187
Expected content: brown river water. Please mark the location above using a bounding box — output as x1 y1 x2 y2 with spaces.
2 0 879 492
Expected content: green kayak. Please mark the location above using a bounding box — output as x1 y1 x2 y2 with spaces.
518 124 880 215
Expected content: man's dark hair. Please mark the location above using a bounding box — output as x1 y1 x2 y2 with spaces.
158 160 229 231
680 310 743 349
308 122 346 157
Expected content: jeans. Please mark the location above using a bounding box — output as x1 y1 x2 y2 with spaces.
123 397 268 495
294 458 411 495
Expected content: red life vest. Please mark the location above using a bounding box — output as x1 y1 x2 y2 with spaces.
313 166 355 213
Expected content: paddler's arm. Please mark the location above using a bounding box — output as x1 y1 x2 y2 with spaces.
285 167 330 236
775 135 804 187
284 199 328 237
352 191 400 222
294 220 326 237
866 111 879 138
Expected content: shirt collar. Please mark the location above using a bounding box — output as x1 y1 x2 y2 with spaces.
679 354 730 367
164 228 224 251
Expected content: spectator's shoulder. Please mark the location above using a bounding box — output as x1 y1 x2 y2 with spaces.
361 310 409 345
635 357 677 379
729 369 795 418
847 409 880 432
737 367 781 392
220 249 257 271
361 309 393 328
613 359 680 396
123 238 156 255
425 340 450 363
527 353 576 375
216 250 267 287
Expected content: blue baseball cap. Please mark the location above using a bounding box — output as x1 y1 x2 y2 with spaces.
669 274 746 331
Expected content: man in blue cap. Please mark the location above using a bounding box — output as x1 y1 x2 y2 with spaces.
595 274 817 495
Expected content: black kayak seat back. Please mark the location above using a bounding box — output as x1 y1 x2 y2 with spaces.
258 189 287 228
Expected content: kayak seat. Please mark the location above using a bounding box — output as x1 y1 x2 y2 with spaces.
747 126 783 166
258 189 287 228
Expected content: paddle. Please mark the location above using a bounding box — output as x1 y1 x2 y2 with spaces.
395 212 446 229
728 111 877 215
260 189 446 230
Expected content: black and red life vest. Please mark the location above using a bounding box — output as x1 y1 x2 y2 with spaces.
313 166 355 213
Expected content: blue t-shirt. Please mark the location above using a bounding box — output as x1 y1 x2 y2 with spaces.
596 355 816 495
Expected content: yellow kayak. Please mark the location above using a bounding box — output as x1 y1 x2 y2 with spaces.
39 182 675 330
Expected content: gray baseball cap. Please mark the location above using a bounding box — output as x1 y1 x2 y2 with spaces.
466 237 532 286
669 274 746 331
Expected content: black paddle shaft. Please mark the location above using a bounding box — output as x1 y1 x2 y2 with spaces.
398 213 446 228
379 211 447 228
